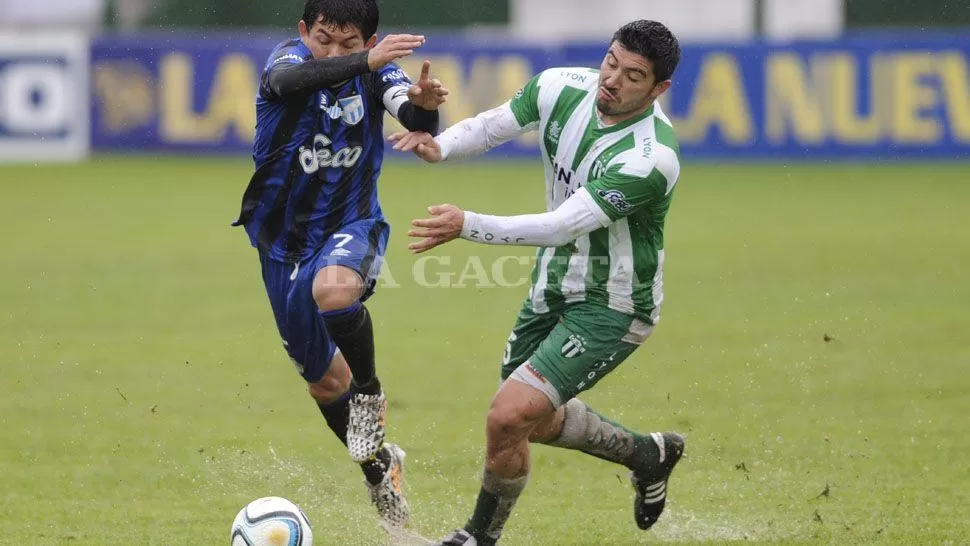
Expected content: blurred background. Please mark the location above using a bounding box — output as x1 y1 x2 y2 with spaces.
1 0 968 161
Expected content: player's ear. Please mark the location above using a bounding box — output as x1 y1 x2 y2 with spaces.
298 19 309 40
364 34 378 48
651 79 672 100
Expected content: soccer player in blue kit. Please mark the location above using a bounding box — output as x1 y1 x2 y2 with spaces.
232 0 447 530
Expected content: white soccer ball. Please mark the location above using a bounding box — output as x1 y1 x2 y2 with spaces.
230 496 313 546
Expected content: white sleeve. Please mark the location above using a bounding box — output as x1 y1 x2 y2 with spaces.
459 187 611 247
382 84 410 119
435 101 535 161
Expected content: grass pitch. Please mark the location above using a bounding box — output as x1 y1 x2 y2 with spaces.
1 156 968 544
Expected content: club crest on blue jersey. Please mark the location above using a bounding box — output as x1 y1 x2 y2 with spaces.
339 95 365 126
239 38 409 263
319 94 343 120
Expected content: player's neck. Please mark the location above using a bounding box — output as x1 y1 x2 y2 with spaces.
596 100 655 127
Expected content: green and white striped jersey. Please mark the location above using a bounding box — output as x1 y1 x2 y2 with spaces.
508 67 681 326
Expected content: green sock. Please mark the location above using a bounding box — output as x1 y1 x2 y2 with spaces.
464 468 528 545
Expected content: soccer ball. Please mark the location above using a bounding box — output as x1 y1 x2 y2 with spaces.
230 496 313 546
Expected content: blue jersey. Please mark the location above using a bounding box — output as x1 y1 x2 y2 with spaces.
234 38 411 263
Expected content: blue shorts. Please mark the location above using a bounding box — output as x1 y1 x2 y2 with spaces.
259 219 389 382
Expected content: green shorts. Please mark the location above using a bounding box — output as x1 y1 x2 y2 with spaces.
500 299 655 407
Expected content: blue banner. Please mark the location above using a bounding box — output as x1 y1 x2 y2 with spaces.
90 32 970 159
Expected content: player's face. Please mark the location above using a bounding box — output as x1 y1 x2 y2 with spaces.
298 16 377 59
597 43 672 118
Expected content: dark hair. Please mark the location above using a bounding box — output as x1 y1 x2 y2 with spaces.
302 0 379 40
612 20 681 82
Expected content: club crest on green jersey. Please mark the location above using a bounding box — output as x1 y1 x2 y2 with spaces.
547 120 562 144
591 159 607 180
561 334 587 358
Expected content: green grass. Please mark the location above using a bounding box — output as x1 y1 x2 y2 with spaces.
1 156 968 545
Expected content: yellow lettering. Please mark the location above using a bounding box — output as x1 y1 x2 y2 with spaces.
766 53 825 144
92 61 155 134
160 53 257 143
826 54 881 143
871 54 894 140
207 55 258 141
159 54 202 141
891 53 942 143
938 53 970 143
676 54 753 144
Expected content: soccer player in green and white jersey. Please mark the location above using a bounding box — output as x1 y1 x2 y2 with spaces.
390 20 684 545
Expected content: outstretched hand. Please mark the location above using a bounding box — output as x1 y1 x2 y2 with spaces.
407 60 449 110
388 131 442 163
407 204 464 253
367 34 425 70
